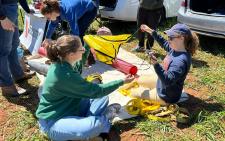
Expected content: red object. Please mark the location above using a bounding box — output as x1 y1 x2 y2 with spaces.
112 58 138 75
38 47 47 56
34 2 42 9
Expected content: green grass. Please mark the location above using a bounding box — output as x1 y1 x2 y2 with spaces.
1 13 224 141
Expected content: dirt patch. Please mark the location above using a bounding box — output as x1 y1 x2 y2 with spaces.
0 110 7 125
106 128 146 141
184 88 199 97
0 109 7 141
120 129 146 141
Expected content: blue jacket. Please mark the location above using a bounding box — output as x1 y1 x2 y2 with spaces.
45 0 95 39
152 31 191 103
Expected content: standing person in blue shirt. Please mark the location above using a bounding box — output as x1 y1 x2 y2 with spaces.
131 23 199 104
40 0 98 46
36 35 135 140
0 0 35 97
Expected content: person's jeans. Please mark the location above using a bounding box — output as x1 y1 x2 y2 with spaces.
0 4 24 86
39 96 111 141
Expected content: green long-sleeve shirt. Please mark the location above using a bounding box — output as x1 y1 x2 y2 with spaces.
36 45 124 120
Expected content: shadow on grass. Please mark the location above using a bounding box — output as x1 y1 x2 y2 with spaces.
2 80 39 116
111 117 142 141
177 94 224 129
192 58 209 68
199 35 225 57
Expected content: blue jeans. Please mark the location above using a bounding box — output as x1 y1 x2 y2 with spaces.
39 96 111 141
0 4 24 86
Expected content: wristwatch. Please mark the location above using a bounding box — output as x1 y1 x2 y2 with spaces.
0 15 6 21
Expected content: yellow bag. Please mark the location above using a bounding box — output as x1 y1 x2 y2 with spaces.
83 34 131 64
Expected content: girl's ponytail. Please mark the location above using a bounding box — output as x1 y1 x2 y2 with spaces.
184 31 199 56
46 41 60 62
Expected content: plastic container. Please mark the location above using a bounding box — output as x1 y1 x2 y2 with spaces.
112 58 138 75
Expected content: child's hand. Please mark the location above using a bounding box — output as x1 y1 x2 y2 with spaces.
123 74 135 84
148 52 158 65
140 24 153 34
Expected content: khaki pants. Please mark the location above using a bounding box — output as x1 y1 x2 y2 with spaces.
131 74 166 105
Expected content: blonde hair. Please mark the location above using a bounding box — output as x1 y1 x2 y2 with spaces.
183 31 199 56
41 0 60 15
46 35 82 62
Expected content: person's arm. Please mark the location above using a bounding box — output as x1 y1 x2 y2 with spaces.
0 1 15 32
151 31 172 53
153 59 187 86
19 0 30 13
56 71 124 98
141 24 171 52
45 19 59 39
81 43 90 65
0 0 6 20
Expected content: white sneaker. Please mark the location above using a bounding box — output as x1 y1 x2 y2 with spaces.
103 103 121 121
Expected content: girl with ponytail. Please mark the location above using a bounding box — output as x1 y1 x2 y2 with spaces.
131 23 199 105
36 35 135 140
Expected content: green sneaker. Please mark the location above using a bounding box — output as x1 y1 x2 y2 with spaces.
131 46 145 52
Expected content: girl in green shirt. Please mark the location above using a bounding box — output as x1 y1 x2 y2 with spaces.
36 35 134 141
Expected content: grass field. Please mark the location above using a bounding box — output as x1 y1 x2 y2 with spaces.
0 8 224 141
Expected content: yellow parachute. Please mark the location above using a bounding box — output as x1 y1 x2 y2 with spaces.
83 34 131 64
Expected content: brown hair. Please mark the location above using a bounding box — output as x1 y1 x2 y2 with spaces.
183 32 199 56
46 35 82 62
41 0 60 15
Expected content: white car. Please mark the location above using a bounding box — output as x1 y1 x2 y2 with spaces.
178 0 225 38
99 0 182 22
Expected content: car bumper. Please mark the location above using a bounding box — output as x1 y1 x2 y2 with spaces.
178 8 225 38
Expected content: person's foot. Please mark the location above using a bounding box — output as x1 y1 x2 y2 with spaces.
1 84 27 97
131 46 145 52
103 103 121 121
14 71 36 83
